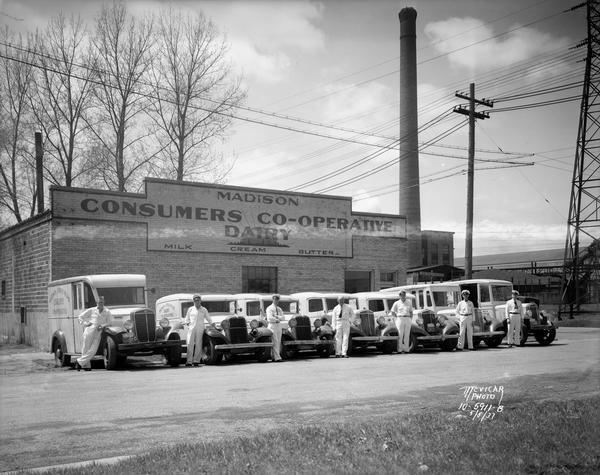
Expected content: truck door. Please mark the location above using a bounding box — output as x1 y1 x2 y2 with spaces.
72 282 86 353
48 284 76 354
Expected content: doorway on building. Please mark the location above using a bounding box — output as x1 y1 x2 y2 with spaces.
345 271 371 293
242 266 278 293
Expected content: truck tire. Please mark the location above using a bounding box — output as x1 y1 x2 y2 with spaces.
519 325 529 346
165 345 182 367
318 335 333 358
103 336 119 370
408 332 417 353
441 338 457 352
281 338 297 360
486 335 504 348
381 340 395 354
256 347 271 363
203 338 222 365
534 327 556 346
53 340 71 367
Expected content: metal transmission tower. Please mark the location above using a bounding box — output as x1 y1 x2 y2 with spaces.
559 0 600 318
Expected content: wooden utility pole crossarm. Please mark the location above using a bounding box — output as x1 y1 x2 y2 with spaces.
453 83 494 279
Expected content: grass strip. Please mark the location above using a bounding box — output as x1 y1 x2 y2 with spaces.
25 396 600 475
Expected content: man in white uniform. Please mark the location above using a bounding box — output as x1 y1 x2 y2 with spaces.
266 294 283 362
390 290 413 353
76 296 112 371
505 289 524 348
331 295 353 358
184 294 212 366
454 289 475 351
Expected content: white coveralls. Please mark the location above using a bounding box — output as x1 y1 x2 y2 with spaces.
455 299 475 350
266 304 283 362
391 298 413 353
77 305 112 369
185 305 212 365
505 298 523 346
332 303 353 356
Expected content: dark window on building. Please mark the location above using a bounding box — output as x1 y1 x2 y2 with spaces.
380 272 396 289
442 244 450 265
431 243 439 265
1 280 5 299
345 271 371 293
422 240 429 266
242 266 277 293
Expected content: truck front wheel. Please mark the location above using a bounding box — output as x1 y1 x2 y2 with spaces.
165 345 182 367
203 338 222 365
103 336 119 370
534 327 556 346
53 340 71 367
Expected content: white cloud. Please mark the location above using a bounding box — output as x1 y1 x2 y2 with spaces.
424 17 570 72
207 1 326 84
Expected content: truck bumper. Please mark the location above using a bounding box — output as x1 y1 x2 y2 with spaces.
117 340 182 352
214 342 273 351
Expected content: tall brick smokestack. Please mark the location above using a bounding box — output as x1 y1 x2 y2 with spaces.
399 7 422 268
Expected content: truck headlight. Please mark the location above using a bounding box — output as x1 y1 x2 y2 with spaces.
377 316 386 326
249 319 258 329
159 317 170 329
221 319 230 330
314 319 322 329
288 318 297 328
123 319 133 331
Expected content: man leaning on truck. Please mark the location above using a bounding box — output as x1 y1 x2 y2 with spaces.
76 296 112 371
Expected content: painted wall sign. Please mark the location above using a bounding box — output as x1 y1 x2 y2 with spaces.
52 179 406 257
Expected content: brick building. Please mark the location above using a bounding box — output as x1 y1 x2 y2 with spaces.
0 178 409 349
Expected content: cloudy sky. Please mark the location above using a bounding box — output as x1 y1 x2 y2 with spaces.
0 0 587 257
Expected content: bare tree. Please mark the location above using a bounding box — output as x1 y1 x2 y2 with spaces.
91 1 155 192
30 13 97 188
0 28 37 225
149 7 245 182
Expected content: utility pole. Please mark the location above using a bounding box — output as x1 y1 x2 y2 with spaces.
35 132 44 214
453 83 493 279
559 0 600 319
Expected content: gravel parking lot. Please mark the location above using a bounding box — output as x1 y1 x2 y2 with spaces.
1 326 599 473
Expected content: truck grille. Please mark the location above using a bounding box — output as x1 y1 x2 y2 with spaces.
133 309 156 342
294 316 312 340
421 310 439 334
228 317 249 344
358 310 376 336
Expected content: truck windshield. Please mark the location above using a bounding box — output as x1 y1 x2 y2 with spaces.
246 301 261 316
432 291 457 307
97 287 145 306
492 285 513 302
204 300 234 315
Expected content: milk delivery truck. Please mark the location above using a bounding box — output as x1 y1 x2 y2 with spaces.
48 274 182 369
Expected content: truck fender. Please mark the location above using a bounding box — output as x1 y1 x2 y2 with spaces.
409 324 428 338
281 328 293 339
165 329 184 341
51 330 68 354
442 321 459 335
381 325 398 337
205 327 227 343
103 326 128 338
252 326 273 340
